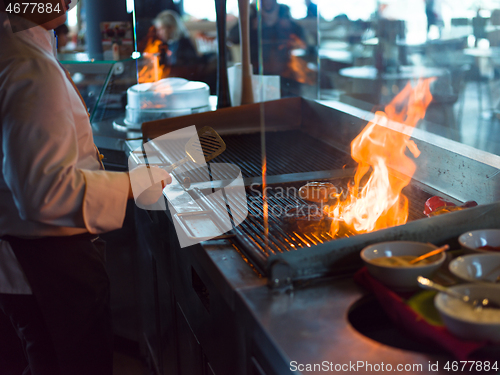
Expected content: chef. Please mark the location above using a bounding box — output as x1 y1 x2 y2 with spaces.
0 1 170 374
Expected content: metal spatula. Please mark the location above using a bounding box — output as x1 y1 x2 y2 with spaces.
164 126 226 173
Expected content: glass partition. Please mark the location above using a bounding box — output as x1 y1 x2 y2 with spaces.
316 0 500 155
107 0 500 155
60 58 116 121
132 0 320 102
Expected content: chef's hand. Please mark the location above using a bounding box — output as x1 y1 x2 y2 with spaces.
127 166 172 205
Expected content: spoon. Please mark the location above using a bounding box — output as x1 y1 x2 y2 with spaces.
417 276 500 310
409 244 449 265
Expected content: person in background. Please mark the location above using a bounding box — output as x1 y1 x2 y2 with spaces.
0 1 170 374
139 10 200 80
304 0 318 19
425 0 444 39
54 23 69 52
228 0 312 95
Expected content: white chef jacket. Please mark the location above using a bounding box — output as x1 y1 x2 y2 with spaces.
0 14 130 294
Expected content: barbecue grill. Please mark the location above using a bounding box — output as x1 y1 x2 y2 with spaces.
135 97 500 289
124 96 500 375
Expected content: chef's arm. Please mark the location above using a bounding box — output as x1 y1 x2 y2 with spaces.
2 58 129 233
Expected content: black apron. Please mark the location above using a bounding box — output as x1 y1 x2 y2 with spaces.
1 234 113 375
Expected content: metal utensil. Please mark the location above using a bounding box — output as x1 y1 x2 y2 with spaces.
409 244 449 264
164 126 226 173
417 276 500 309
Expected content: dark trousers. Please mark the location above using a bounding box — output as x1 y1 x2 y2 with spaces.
0 234 113 375
0 294 59 375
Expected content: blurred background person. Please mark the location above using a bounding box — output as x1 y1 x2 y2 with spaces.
304 0 318 19
138 10 200 80
228 0 314 96
425 0 443 39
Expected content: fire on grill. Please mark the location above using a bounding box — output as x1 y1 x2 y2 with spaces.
278 79 434 241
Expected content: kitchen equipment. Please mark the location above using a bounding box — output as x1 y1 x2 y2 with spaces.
122 78 210 131
449 253 500 283
360 242 446 290
164 126 226 173
459 229 500 254
434 283 500 343
129 97 500 374
409 244 449 264
418 277 500 309
140 97 500 289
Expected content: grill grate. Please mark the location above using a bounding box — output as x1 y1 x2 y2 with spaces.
160 130 356 183
192 178 433 275
156 129 437 275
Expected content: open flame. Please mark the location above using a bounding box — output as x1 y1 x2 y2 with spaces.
285 55 315 85
138 32 171 83
325 79 434 236
282 34 315 85
138 53 162 84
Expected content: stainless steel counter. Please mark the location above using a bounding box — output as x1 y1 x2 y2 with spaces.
176 233 500 375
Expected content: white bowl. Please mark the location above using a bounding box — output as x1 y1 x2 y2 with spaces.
449 253 500 283
459 229 500 254
435 284 500 343
360 241 446 290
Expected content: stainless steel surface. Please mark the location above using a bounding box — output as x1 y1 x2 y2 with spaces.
200 238 497 375
238 278 444 374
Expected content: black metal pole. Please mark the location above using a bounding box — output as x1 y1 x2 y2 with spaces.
214 0 231 108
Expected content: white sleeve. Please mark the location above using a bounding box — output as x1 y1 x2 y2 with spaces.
1 57 129 234
81 170 129 233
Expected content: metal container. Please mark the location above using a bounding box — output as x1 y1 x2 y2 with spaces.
125 78 210 127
